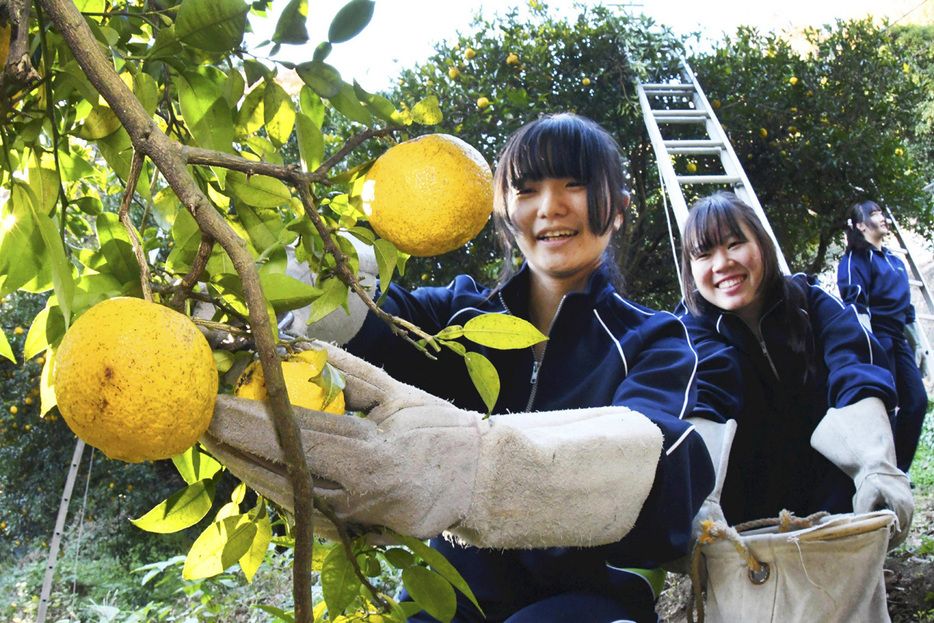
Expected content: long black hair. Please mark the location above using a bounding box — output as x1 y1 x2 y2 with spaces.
844 200 882 253
681 192 815 372
491 113 629 291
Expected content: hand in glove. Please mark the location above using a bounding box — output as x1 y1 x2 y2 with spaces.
281 235 377 344
203 341 665 549
811 397 914 549
665 417 737 575
905 321 929 371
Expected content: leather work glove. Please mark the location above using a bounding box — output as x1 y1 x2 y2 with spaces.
202 341 665 549
281 235 378 344
810 397 914 549
905 321 929 372
664 417 737 575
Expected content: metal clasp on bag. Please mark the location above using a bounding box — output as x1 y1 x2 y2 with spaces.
748 560 770 585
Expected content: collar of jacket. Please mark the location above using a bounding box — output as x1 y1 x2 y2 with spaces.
496 262 616 318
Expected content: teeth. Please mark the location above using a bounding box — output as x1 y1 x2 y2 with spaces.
539 230 576 240
718 276 745 289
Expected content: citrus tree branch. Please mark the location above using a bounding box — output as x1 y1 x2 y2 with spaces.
118 151 153 303
169 233 214 311
35 1 316 620
1 0 40 86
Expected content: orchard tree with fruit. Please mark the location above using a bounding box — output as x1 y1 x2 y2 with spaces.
0 0 542 621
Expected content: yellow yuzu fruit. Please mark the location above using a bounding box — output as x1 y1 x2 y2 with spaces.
686 162 697 174
448 67 461 79
53 297 218 463
506 53 519 65
361 134 493 257
464 48 476 60
234 357 345 415
476 96 490 109
582 77 591 86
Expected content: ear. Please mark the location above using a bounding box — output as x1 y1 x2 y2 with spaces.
614 191 630 231
856 221 868 234
613 212 624 232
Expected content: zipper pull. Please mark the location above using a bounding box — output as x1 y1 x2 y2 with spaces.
530 359 541 384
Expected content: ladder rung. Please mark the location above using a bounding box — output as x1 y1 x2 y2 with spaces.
666 146 724 155
643 84 693 92
652 109 706 118
664 139 724 148
677 174 743 185
916 313 934 322
909 279 925 287
888 247 907 255
653 116 709 125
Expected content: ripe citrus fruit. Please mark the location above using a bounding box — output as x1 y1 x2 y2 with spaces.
686 162 697 174
464 47 476 60
234 353 345 414
476 96 490 109
506 53 519 65
361 134 493 257
54 297 218 463
582 77 591 86
448 67 460 79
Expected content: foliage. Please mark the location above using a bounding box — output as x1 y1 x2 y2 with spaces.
382 2 688 304
691 18 933 273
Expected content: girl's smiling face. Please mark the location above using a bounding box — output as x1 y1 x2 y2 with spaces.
689 221 766 327
506 176 620 290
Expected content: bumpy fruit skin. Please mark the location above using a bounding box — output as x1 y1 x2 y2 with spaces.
234 360 345 414
362 134 493 257
54 297 218 463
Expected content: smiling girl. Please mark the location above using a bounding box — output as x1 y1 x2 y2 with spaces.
677 191 913 546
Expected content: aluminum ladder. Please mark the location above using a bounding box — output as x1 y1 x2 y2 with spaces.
637 59 791 274
884 205 933 380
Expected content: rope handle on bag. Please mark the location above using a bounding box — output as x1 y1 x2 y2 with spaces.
687 510 829 623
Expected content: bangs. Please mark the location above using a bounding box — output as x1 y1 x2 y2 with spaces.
501 119 592 189
684 200 748 257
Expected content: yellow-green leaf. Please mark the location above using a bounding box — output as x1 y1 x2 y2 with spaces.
304 276 348 325
176 0 248 53
173 446 223 485
0 330 13 364
183 514 257 580
227 171 292 208
402 566 456 623
39 349 57 416
464 352 499 414
463 314 547 349
295 61 342 99
131 480 216 533
321 543 362 616
263 80 296 147
240 503 272 582
411 96 443 125
295 111 324 171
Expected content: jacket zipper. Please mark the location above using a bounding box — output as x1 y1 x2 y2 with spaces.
524 296 567 412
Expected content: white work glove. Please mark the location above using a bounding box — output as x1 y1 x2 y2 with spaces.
282 235 377 344
810 397 914 549
664 417 737 575
202 341 664 549
905 321 929 371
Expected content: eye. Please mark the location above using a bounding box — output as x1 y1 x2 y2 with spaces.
566 180 586 188
728 240 745 249
692 251 710 261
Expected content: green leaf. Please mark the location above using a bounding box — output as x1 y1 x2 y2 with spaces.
80 212 141 285
29 157 61 216
304 276 348 325
462 314 547 349
173 446 223 484
435 325 464 340
390 533 483 615
259 272 322 313
223 68 245 108
328 0 375 43
0 186 48 297
16 182 74 328
402 566 457 623
295 61 342 99
354 81 398 122
243 59 269 87
176 0 248 53
299 86 325 127
330 82 371 125
464 352 499 414
382 547 416 569
312 41 332 63
439 339 466 356
183 514 257 580
272 0 309 45
235 82 266 139
236 203 281 252
373 238 396 304
321 543 362 616
227 171 292 208
263 80 296 147
240 503 272 582
0 330 13 364
179 68 235 155
316 362 346 411
77 103 122 139
39 348 57 416
295 112 324 171
24 306 65 360
73 196 103 216
131 479 216 533
97 128 151 201
411 96 443 125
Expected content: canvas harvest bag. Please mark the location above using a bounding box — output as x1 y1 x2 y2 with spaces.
697 510 896 623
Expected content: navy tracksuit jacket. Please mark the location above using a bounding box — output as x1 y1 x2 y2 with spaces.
677 274 897 525
347 263 715 623
838 246 928 472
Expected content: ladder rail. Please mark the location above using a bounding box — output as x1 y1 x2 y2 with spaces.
637 58 791 274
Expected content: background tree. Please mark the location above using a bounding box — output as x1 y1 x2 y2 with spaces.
691 18 932 273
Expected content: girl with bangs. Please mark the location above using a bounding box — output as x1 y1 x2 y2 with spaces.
676 191 912 548
328 113 717 622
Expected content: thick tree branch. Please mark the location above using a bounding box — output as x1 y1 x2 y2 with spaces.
170 233 214 311
35 1 317 620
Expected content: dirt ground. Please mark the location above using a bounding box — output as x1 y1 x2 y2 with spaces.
657 486 934 622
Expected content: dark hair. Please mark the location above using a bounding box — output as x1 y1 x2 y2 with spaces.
681 192 815 372
491 113 629 290
844 200 882 253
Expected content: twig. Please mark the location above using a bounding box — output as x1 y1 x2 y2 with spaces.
169 233 214 311
118 151 153 302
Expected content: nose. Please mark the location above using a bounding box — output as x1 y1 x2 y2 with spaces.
537 185 569 218
710 247 731 271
